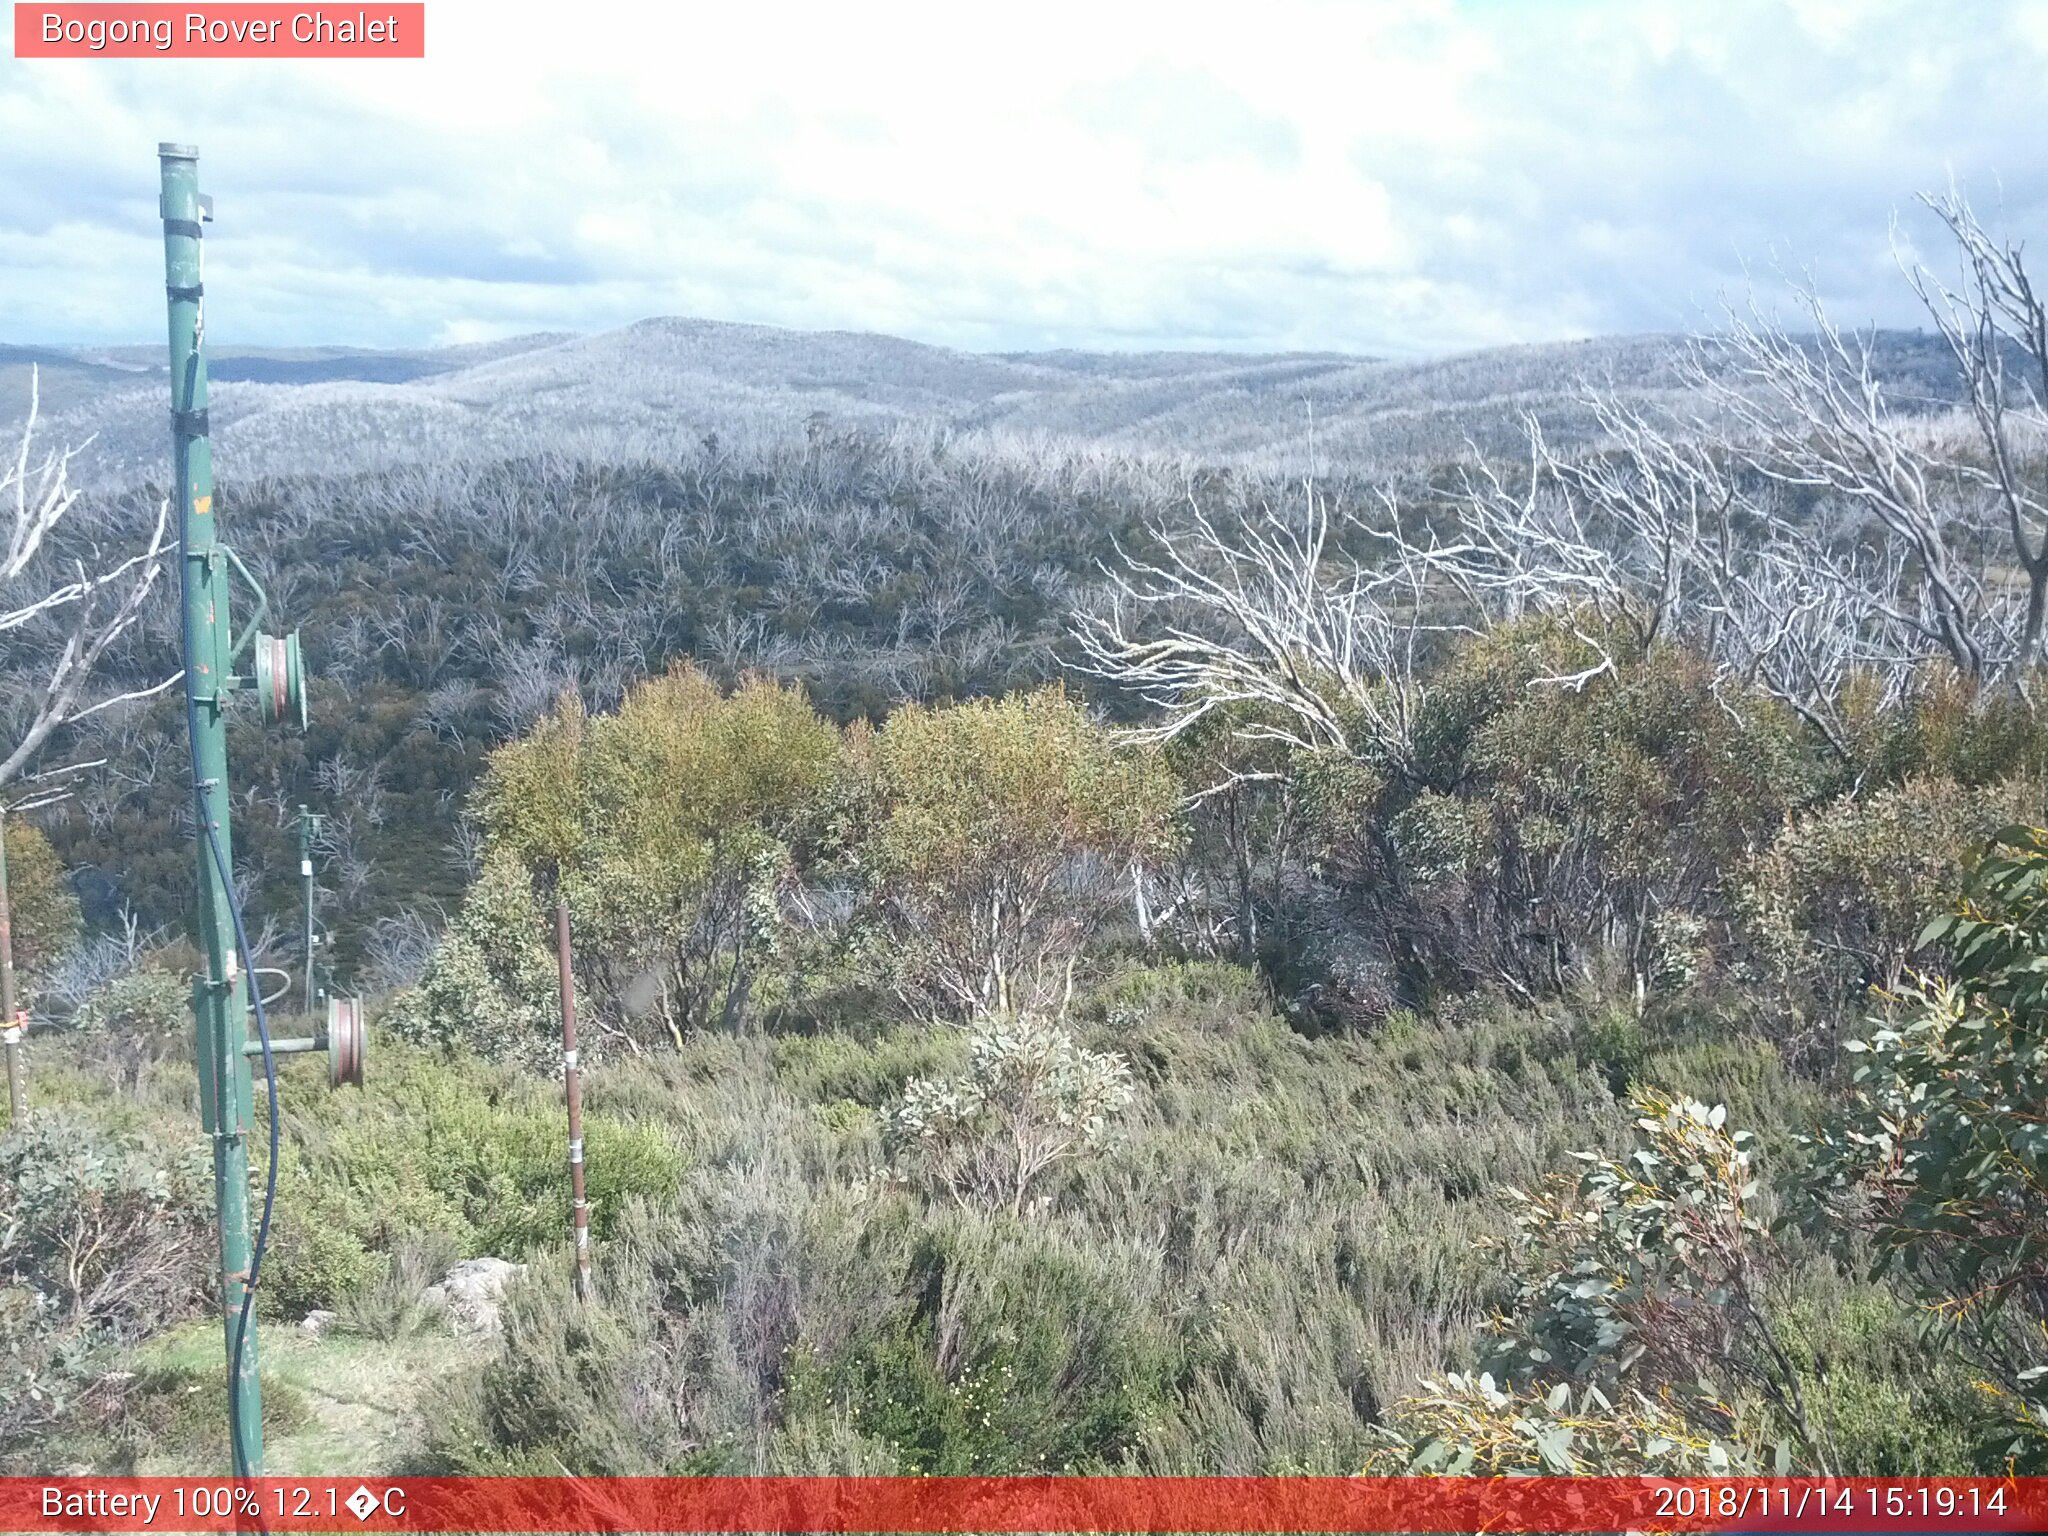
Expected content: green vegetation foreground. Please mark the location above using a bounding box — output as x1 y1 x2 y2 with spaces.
10 638 2048 1477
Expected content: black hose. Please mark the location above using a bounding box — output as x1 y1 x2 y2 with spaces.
203 805 280 1484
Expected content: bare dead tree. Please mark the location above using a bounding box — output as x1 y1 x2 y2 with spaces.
324 609 378 687
1072 328 2010 787
820 552 891 607
1689 271 2026 692
418 678 485 743
1904 185 2048 664
448 812 486 882
0 369 176 789
360 907 443 993
1436 393 1921 761
1405 413 1708 691
494 636 581 734
1404 187 2048 758
1069 487 1439 776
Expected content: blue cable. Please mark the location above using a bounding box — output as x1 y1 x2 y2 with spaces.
202 803 280 1484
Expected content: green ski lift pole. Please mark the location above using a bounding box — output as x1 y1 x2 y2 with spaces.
161 141 266 1478
163 143 358 1479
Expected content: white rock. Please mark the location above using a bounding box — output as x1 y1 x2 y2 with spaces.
421 1256 527 1336
298 1309 339 1339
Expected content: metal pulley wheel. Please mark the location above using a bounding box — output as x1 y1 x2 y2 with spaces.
326 995 366 1088
254 630 308 732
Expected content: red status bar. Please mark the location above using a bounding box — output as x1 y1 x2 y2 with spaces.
6 1476 2045 1534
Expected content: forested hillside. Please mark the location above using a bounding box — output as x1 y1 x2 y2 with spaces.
3 314 1990 986
8 193 2048 1478
13 320 1969 490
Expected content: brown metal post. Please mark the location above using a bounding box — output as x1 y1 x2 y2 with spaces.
0 808 23 1126
554 897 592 1299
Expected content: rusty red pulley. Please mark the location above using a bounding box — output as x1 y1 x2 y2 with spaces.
326 995 366 1088
253 630 308 732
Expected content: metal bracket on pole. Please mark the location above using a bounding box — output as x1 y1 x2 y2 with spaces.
222 545 269 665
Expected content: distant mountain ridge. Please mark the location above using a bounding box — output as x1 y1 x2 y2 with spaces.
2 316 1963 490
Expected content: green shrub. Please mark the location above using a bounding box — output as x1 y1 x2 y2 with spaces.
263 1044 685 1313
795 1223 1178 1473
852 685 1178 1020
1300 622 1817 999
1850 670 2048 790
1767 1279 1978 1474
1577 1005 1647 1096
98 1364 313 1469
1085 959 1270 1027
772 1026 961 1107
1461 632 1810 977
1 818 81 999
1387 1080 1972 1476
0 1109 211 1456
886 1013 1134 1215
1387 790 1488 885
1804 825 2048 1465
1646 908 1710 990
1635 1033 1819 1165
473 667 844 1047
419 1183 915 1475
263 1191 382 1320
1741 774 2041 1019
69 971 186 1041
1159 707 1318 962
1479 1097 1790 1431
430 1247 654 1474
1365 1371 1760 1474
382 852 560 1072
51 969 196 1096
1380 1093 1829 1470
428 1192 1179 1477
341 1231 465 1340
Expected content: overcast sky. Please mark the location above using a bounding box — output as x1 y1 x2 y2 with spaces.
4 0 2047 357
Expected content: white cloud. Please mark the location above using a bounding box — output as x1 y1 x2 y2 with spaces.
1 0 2044 355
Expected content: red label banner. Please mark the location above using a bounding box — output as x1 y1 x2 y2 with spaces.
13 5 425 58
1 1476 2043 1534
